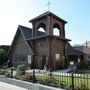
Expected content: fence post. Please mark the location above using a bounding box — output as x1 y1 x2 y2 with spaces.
71 72 74 90
48 69 52 77
32 69 36 83
11 67 13 78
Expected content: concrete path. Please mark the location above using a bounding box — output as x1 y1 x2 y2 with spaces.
0 81 28 90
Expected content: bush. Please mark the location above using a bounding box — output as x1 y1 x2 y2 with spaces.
59 56 67 69
77 61 88 70
0 69 10 77
4 70 10 77
15 72 34 82
0 69 5 75
16 65 26 75
60 81 68 89
0 49 8 65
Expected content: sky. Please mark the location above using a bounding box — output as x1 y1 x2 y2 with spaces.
0 0 90 45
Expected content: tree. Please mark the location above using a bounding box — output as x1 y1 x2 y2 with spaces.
0 49 8 65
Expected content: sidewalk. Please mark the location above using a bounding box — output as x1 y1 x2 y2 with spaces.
0 81 28 90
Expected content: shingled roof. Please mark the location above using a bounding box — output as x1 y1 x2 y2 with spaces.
19 25 45 40
67 43 85 55
74 46 90 55
19 25 32 39
8 25 46 55
29 11 67 23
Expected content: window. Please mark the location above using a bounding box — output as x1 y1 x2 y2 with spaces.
38 28 46 33
37 23 46 36
53 28 60 36
55 54 60 61
28 55 32 64
53 23 61 36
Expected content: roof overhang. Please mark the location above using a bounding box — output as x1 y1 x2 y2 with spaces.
29 11 67 24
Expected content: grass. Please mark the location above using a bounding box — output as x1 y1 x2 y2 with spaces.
36 74 90 89
1 68 90 89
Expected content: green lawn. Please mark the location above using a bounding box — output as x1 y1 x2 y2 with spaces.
36 74 90 89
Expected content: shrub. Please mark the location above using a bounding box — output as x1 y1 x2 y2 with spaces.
0 69 5 75
4 70 10 77
0 69 10 77
16 65 26 75
59 56 67 69
60 81 68 89
15 72 34 82
77 61 88 70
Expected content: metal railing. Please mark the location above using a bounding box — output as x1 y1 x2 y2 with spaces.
32 70 90 90
9 69 90 90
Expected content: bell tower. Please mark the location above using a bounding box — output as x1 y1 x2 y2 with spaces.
29 11 70 70
29 11 67 38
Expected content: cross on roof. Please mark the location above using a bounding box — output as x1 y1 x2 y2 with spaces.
47 0 51 11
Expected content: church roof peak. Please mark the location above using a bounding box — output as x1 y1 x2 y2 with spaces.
29 11 67 24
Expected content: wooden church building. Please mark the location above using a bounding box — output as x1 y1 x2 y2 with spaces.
8 11 71 70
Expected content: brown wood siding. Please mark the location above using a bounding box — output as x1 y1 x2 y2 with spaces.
51 17 65 37
35 38 48 69
11 32 32 66
52 39 65 54
52 38 65 69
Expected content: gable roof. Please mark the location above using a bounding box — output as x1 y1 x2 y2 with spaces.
19 25 46 40
8 25 46 56
8 25 32 56
29 11 67 24
67 43 85 55
74 46 90 55
19 25 32 39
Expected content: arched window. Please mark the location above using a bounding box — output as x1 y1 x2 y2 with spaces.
53 28 60 36
53 23 61 36
37 23 46 36
38 27 46 33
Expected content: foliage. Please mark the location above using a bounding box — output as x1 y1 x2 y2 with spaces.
59 81 68 89
16 65 26 75
77 60 88 70
4 70 10 77
0 49 8 66
15 72 34 82
59 56 66 69
0 69 10 77
0 45 10 52
36 73 90 89
68 82 89 90
0 69 6 75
